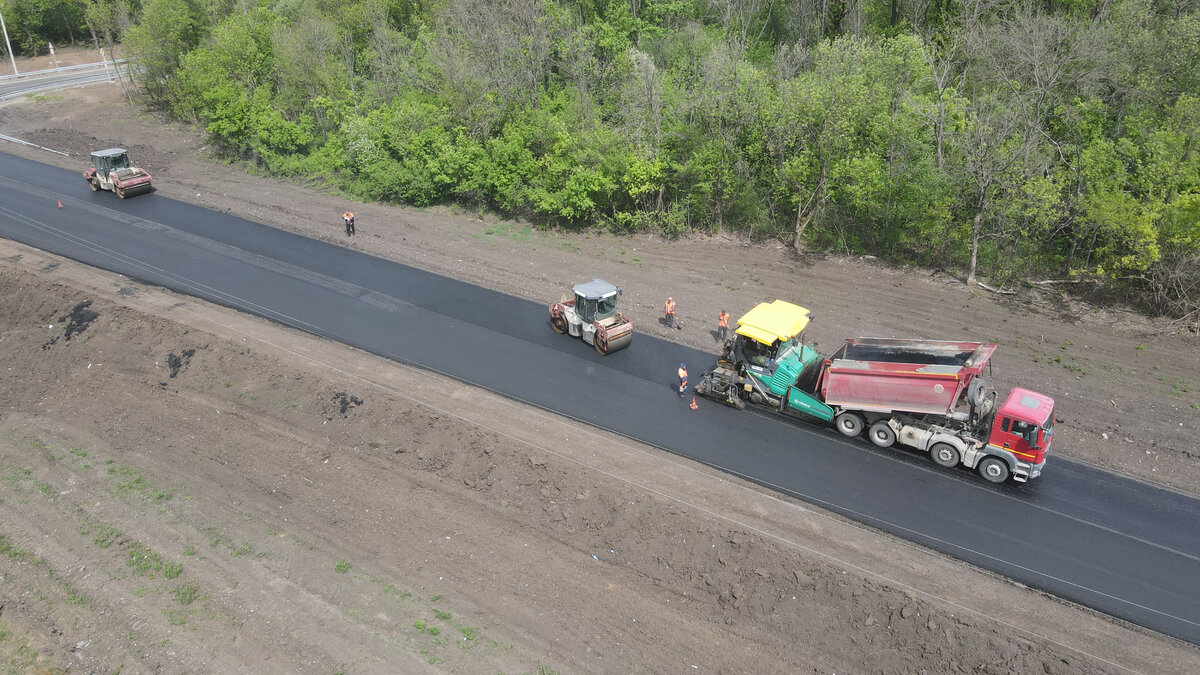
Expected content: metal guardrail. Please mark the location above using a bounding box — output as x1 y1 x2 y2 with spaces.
0 71 117 101
0 61 131 103
0 133 70 156
0 59 126 82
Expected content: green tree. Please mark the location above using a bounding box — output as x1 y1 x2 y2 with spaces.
124 0 206 102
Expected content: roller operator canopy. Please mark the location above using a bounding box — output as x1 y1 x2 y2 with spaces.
572 279 620 300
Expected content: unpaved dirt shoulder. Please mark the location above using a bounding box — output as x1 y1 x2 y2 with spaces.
2 241 1196 673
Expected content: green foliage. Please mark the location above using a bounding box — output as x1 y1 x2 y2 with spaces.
129 0 1200 317
125 0 219 101
0 0 90 56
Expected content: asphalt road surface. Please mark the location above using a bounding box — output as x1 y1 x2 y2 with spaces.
3 151 1199 647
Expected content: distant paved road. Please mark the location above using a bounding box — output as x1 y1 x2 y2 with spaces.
2 151 1199 647
0 62 117 102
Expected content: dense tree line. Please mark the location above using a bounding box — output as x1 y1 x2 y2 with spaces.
7 0 1199 320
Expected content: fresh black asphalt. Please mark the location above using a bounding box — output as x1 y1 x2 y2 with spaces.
3 151 1199 646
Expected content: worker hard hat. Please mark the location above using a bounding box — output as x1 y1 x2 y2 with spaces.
668 296 673 301
680 363 686 369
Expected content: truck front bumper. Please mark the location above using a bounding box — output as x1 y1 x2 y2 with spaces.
1013 458 1046 483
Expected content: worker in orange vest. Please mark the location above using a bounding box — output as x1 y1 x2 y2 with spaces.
677 362 688 397
664 296 676 328
717 309 730 341
342 211 355 236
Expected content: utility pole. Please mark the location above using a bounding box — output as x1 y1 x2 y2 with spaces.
0 7 18 75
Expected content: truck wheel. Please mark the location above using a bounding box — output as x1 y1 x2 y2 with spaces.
115 185 126 199
835 412 864 438
868 421 896 448
977 456 1010 484
930 442 960 468
88 178 99 192
594 333 609 355
550 315 568 334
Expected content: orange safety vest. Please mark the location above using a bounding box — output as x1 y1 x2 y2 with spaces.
665 299 675 315
343 212 354 222
678 366 688 382
718 312 729 328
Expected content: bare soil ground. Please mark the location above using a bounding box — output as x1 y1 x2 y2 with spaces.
0 49 1198 673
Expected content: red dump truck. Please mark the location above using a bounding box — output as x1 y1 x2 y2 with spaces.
817 338 1053 483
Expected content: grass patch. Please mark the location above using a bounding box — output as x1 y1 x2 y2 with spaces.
483 224 534 243
434 609 451 621
1 467 31 490
83 522 121 548
80 519 181 578
172 581 199 606
0 533 31 560
334 560 351 573
1162 375 1193 397
203 525 226 549
69 447 87 458
105 463 173 502
107 464 151 494
163 561 184 579
0 620 56 672
126 542 172 577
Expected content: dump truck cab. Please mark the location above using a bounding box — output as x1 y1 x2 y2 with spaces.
981 387 1054 481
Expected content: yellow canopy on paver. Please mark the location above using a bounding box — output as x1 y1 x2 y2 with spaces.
735 300 811 346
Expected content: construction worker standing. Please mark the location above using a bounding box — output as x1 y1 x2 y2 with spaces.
677 362 688 396
718 310 730 341
342 211 355 236
664 296 676 328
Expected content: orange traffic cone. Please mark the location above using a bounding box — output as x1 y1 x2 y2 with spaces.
57 200 63 208
689 396 698 410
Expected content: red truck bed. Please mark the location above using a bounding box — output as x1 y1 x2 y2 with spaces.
818 337 996 416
